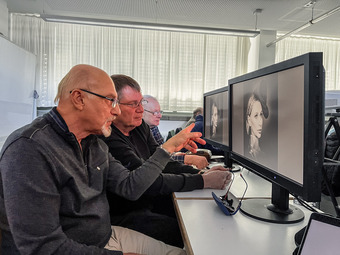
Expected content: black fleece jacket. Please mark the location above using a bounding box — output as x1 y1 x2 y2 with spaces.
99 120 204 215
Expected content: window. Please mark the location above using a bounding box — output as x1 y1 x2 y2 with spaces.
276 35 340 91
10 13 250 111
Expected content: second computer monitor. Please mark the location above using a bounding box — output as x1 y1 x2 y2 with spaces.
203 86 229 151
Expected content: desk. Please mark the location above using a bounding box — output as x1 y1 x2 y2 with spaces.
173 164 312 255
174 199 312 255
174 168 272 199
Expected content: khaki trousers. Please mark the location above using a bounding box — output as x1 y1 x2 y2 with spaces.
104 226 186 255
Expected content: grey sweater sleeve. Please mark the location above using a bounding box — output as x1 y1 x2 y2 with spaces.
105 147 172 199
101 125 204 194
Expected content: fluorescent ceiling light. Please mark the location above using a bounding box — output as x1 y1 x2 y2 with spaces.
40 14 260 37
267 5 340 47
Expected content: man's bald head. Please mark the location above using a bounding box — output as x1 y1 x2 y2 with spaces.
54 64 120 140
54 64 112 104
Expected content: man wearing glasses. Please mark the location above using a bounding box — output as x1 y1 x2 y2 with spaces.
0 65 207 255
99 74 231 249
142 95 209 169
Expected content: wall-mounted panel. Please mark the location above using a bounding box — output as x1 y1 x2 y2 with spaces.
0 36 36 150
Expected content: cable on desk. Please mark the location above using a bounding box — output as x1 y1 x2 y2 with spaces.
293 195 319 213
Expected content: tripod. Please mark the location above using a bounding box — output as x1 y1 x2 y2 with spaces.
323 114 340 218
293 114 340 254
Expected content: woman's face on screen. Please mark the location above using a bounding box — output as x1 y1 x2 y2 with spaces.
248 100 263 139
211 105 218 129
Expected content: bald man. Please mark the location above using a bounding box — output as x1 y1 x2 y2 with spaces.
0 64 204 255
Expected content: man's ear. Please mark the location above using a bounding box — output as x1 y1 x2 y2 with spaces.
70 90 85 110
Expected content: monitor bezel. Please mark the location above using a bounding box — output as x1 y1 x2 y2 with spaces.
228 52 324 202
203 86 230 152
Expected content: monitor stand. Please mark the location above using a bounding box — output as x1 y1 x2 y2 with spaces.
240 184 304 224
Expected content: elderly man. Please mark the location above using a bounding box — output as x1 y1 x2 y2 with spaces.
99 74 231 248
185 107 203 127
142 95 209 169
0 65 204 255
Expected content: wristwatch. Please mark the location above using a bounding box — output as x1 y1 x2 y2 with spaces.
159 145 175 156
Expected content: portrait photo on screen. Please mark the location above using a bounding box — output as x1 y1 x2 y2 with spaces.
232 65 305 183
233 73 278 171
205 91 228 146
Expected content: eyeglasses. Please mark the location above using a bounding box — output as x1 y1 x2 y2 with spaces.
70 89 119 108
119 99 148 108
144 109 163 116
212 172 248 216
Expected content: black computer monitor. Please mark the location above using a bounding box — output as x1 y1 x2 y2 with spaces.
229 52 324 224
203 86 234 168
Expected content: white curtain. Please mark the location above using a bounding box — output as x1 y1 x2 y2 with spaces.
10 13 250 111
275 35 340 91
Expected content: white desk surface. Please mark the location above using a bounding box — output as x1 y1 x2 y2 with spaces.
174 168 272 199
174 199 313 255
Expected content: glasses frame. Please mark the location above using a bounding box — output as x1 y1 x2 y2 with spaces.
144 109 163 116
212 172 248 216
70 89 119 108
119 99 148 108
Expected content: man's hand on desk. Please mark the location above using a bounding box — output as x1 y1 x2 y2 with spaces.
202 166 232 189
184 154 209 169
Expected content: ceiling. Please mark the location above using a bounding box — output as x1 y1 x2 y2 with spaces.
4 0 340 39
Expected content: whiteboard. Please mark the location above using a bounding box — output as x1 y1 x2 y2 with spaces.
0 36 36 150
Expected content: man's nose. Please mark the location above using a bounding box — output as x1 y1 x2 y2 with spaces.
111 104 121 116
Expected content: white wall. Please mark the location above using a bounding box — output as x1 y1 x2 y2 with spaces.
248 30 277 72
257 30 276 68
0 0 8 37
248 36 260 72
